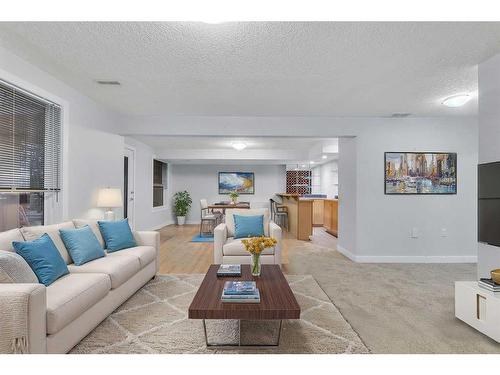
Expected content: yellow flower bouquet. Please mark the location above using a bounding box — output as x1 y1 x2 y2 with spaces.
241 236 277 276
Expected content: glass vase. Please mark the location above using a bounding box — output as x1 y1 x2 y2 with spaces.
251 253 261 276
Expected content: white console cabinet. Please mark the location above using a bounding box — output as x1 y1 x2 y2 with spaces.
455 281 500 342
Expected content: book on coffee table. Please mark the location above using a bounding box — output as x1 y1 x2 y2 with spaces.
222 288 260 303
216 264 241 277
223 281 256 295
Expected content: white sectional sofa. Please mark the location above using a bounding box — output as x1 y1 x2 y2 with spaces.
0 219 159 354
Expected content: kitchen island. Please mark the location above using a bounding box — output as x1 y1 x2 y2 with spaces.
275 193 313 241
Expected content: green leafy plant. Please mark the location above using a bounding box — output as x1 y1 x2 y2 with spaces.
229 190 239 201
173 191 192 217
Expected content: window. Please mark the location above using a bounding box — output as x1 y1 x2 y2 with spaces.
0 80 62 231
153 159 167 208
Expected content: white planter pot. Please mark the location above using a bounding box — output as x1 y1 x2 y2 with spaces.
177 216 186 225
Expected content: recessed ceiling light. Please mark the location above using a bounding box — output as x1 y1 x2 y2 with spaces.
322 155 328 159
310 161 315 164
442 94 471 108
231 142 247 151
301 164 306 168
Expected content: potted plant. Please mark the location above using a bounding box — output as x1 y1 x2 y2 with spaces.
229 190 239 204
173 190 192 225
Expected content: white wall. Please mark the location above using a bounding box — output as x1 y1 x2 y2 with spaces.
339 118 478 263
478 52 500 277
169 164 286 224
0 45 125 222
338 137 357 260
312 161 338 198
124 137 171 230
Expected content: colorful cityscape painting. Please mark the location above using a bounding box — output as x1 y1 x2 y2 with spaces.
385 152 457 194
218 172 255 194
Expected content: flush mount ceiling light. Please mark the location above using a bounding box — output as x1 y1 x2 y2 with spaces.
231 142 247 151
310 161 315 164
322 155 328 159
442 94 471 108
95 80 121 86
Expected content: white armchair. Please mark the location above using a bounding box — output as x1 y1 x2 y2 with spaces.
214 208 282 265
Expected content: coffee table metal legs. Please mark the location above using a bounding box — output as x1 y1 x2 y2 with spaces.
202 319 283 347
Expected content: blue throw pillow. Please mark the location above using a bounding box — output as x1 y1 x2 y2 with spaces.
234 215 264 239
97 219 137 252
13 233 69 286
59 225 105 266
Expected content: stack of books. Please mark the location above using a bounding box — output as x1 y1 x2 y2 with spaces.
478 278 500 292
217 264 241 277
221 281 260 303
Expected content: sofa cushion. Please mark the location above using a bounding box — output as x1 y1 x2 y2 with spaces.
98 219 137 252
13 233 69 286
20 222 75 264
225 208 270 237
223 237 275 256
59 225 105 266
68 253 141 289
0 250 38 283
72 219 105 248
46 272 111 334
106 246 156 268
0 228 24 252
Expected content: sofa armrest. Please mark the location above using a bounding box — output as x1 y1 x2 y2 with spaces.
213 223 227 264
269 221 282 266
134 231 160 273
0 283 46 353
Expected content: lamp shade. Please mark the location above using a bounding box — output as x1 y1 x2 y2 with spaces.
97 188 123 208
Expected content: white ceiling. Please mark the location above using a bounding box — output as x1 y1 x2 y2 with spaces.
132 136 333 151
2 22 500 117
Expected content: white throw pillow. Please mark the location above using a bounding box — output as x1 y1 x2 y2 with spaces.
0 250 38 283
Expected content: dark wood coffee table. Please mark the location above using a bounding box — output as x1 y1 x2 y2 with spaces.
188 264 300 347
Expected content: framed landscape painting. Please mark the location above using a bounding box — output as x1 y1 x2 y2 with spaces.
218 172 255 194
385 152 457 195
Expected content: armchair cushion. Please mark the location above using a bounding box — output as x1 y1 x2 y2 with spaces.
223 237 275 256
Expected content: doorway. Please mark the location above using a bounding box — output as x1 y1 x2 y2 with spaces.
124 147 135 229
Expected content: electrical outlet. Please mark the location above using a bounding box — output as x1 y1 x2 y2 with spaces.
411 227 419 238
441 228 448 237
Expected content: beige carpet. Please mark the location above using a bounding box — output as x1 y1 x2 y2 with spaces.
285 241 500 354
71 274 369 354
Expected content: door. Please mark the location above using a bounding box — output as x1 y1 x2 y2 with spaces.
124 147 135 229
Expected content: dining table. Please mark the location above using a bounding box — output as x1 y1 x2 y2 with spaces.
207 202 250 214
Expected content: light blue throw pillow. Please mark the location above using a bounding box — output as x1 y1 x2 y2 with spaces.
59 225 105 266
97 219 137 252
13 233 69 286
234 215 264 239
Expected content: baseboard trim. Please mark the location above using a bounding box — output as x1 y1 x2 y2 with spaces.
336 245 357 261
150 220 174 230
336 246 477 263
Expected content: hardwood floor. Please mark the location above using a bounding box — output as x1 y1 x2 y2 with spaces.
157 224 337 274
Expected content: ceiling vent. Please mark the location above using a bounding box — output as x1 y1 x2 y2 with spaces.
390 113 411 118
95 80 121 86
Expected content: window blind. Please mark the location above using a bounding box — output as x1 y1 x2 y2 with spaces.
0 80 61 192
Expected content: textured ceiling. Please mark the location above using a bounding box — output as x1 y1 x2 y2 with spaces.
2 22 500 117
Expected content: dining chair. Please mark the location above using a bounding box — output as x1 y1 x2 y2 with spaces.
200 199 222 236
